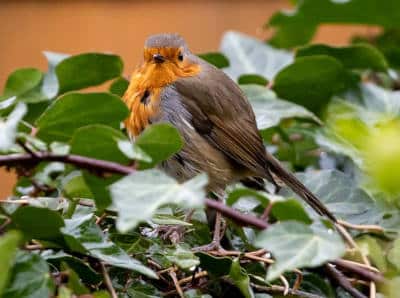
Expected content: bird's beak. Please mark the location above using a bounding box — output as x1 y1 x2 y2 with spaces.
153 54 165 64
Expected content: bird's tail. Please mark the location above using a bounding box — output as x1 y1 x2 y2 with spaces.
265 153 337 222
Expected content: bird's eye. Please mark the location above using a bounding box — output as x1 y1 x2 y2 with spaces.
178 52 184 61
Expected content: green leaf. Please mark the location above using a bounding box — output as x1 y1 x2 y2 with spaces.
109 77 129 96
198 52 230 68
36 92 129 142
196 252 232 276
0 103 27 151
241 84 320 130
11 206 65 241
269 0 400 48
62 171 93 199
226 188 269 213
271 199 312 224
4 251 54 298
0 231 21 296
255 221 345 281
220 31 293 80
62 213 157 278
110 169 207 232
238 74 268 86
43 250 102 284
287 170 394 229
273 55 346 114
151 214 192 226
82 172 119 211
229 259 254 298
56 53 123 93
3 68 43 97
135 123 183 169
388 238 400 271
165 245 200 269
117 139 152 163
297 44 388 71
70 124 129 164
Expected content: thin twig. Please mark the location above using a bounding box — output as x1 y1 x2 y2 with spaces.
169 270 184 298
178 271 208 285
0 217 11 234
293 269 303 291
332 259 384 282
325 264 367 298
260 202 273 221
280 275 290 295
251 283 323 298
337 220 384 233
17 139 39 158
100 262 117 298
336 259 379 273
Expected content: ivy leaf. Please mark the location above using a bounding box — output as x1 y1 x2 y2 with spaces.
196 252 232 277
165 245 200 269
43 250 102 284
3 68 43 98
229 259 254 298
238 74 268 86
62 213 157 278
56 53 123 94
0 103 27 151
286 170 392 228
388 238 400 272
11 206 65 241
4 251 55 298
135 123 183 169
110 169 207 232
297 44 388 71
241 84 320 130
0 231 21 296
117 139 152 163
271 199 312 224
198 52 230 68
269 0 400 48
109 77 129 96
36 92 129 142
70 124 130 164
220 31 293 80
254 221 345 281
273 55 347 114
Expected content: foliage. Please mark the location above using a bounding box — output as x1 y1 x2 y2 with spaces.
1 1 400 297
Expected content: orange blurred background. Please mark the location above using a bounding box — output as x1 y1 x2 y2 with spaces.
0 0 377 198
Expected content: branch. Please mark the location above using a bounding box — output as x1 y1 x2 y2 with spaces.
332 259 384 283
325 264 367 298
0 152 268 229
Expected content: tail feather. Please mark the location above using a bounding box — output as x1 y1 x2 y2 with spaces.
265 153 337 222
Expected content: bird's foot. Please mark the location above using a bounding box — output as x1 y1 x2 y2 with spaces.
192 241 228 253
157 225 186 244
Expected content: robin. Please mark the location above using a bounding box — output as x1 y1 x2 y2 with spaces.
123 33 336 249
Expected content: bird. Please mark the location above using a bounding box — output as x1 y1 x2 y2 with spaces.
123 33 336 249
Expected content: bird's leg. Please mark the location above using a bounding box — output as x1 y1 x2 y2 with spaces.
193 211 226 252
159 209 195 244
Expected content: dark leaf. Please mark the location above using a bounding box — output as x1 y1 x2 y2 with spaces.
56 53 123 93
36 92 129 142
109 77 129 96
273 55 347 114
11 206 65 241
198 52 229 68
238 74 268 86
4 251 54 298
297 43 388 71
135 123 183 169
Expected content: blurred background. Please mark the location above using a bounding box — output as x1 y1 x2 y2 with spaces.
0 0 378 198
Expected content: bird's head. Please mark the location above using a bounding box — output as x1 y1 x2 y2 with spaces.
139 34 200 86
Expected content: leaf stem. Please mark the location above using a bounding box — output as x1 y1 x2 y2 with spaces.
100 262 117 298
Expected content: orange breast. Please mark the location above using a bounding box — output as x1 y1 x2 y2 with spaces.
123 51 201 137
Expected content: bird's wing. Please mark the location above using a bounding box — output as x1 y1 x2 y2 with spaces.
172 62 268 177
